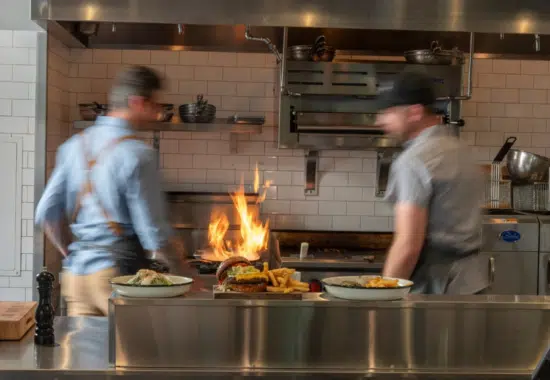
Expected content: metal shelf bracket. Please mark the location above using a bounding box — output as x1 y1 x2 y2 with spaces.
305 150 319 195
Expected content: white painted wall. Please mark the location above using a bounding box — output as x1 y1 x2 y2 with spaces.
0 29 38 301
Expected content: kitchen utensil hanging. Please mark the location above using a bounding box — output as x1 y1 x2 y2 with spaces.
487 136 516 209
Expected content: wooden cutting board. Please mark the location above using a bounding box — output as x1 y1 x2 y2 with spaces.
213 286 303 300
0 302 37 340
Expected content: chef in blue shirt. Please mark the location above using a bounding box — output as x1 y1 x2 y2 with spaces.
36 66 191 316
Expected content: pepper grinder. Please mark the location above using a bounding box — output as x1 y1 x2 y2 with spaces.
34 267 55 346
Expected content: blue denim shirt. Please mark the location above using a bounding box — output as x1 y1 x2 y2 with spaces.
35 117 172 275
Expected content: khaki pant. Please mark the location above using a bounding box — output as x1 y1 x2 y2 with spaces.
61 267 118 316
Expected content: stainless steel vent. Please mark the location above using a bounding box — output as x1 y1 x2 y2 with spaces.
286 62 377 96
293 112 379 133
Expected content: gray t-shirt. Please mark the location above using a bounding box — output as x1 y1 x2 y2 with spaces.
385 125 483 254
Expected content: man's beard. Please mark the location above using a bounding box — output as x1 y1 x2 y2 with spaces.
384 129 408 144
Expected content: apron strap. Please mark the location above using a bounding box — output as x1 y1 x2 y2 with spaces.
71 132 139 237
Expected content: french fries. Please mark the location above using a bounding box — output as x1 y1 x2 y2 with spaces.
266 286 285 293
263 264 309 293
267 271 278 287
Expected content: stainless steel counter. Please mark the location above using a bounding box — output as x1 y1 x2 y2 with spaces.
109 294 550 378
1 295 547 379
117 291 550 307
0 317 112 379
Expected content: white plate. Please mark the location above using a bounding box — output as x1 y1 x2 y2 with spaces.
110 275 193 298
322 275 413 301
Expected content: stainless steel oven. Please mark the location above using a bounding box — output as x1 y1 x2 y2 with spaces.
538 216 550 295
278 61 464 150
481 214 539 295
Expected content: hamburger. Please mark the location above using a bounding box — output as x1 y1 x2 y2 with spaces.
216 256 268 292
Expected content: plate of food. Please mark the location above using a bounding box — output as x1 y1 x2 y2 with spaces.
214 256 309 298
110 269 193 298
322 275 413 301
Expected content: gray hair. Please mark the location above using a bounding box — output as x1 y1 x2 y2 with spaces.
109 65 163 110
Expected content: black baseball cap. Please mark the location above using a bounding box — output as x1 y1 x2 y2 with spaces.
377 71 436 111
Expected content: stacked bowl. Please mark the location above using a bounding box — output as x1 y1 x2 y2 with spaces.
179 94 216 123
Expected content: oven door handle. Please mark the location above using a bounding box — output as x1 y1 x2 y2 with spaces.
280 260 383 271
488 256 496 285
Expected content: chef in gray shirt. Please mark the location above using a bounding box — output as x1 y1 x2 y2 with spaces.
376 71 490 294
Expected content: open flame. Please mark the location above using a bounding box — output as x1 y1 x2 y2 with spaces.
207 164 271 261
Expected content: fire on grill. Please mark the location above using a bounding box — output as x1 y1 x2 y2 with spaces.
206 165 272 262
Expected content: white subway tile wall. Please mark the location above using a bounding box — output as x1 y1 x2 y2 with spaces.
0 30 39 301
462 58 550 158
58 50 550 233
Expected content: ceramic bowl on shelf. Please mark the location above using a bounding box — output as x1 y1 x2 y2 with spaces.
179 95 217 123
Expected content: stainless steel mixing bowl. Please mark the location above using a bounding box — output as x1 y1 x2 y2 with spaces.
506 149 550 184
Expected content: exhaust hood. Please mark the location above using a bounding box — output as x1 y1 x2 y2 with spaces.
32 0 550 34
33 0 550 56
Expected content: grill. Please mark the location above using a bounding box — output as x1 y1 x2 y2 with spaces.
280 249 385 270
191 247 387 275
188 230 391 292
286 61 377 96
187 230 391 277
274 230 390 271
166 192 392 288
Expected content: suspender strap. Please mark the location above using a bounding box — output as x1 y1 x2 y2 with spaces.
71 132 139 236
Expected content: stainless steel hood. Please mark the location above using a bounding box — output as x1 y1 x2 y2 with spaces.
39 23 550 57
32 0 550 34
33 0 550 58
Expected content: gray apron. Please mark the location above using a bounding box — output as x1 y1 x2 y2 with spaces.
410 244 491 295
78 238 168 276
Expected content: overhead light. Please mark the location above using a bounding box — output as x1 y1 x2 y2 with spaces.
302 12 315 27
84 4 97 21
517 15 533 33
